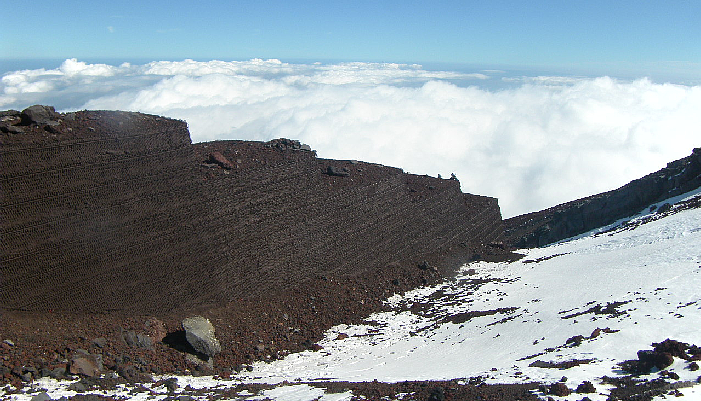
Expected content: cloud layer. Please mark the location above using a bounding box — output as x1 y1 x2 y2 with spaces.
2 59 699 218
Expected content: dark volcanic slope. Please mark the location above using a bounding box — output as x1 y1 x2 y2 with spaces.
1 108 504 314
504 148 701 248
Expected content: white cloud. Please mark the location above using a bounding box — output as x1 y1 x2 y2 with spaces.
2 59 699 217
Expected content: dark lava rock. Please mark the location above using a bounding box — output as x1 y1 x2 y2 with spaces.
30 392 52 401
49 367 66 379
21 105 60 126
662 370 680 380
576 381 596 393
638 350 674 371
654 339 691 359
67 381 87 392
265 138 312 152
116 364 152 383
121 329 153 350
0 124 24 134
165 377 179 392
566 335 585 346
326 166 350 177
426 386 445 401
548 382 571 396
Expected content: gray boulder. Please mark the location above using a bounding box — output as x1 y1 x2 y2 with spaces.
21 105 60 126
326 166 350 177
182 316 221 356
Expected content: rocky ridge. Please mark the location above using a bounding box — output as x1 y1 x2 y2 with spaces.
504 147 701 247
1 106 511 387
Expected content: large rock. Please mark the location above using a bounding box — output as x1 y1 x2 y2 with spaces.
182 316 221 356
21 105 60 126
69 350 103 377
208 151 234 170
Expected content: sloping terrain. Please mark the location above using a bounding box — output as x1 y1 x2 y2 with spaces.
1 107 504 314
1 106 510 390
504 148 701 248
4 164 700 401
226 188 701 399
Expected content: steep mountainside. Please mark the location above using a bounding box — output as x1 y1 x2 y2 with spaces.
1 106 504 314
504 148 701 247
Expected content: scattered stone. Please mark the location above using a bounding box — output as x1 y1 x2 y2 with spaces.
661 370 680 380
576 381 596 393
30 392 52 401
427 386 445 401
67 381 87 392
3 340 14 347
638 350 674 371
265 138 311 151
92 337 106 348
326 166 350 177
116 364 153 383
121 329 153 350
656 203 672 214
49 367 66 379
182 316 221 357
690 362 699 371
336 333 349 340
565 335 585 346
0 110 21 122
144 317 167 343
165 377 179 393
548 382 571 397
654 339 691 359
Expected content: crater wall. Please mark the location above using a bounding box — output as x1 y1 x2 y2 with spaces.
1 109 504 313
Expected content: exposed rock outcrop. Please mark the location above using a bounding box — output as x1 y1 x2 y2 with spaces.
0 107 504 314
504 148 701 247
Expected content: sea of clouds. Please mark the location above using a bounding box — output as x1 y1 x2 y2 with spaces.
2 58 699 217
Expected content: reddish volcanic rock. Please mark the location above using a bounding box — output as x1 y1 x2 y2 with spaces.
208 151 234 169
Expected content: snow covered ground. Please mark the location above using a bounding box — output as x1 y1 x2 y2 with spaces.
232 189 701 400
4 189 701 400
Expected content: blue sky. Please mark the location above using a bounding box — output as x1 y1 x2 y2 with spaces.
3 0 700 69
2 2 700 216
